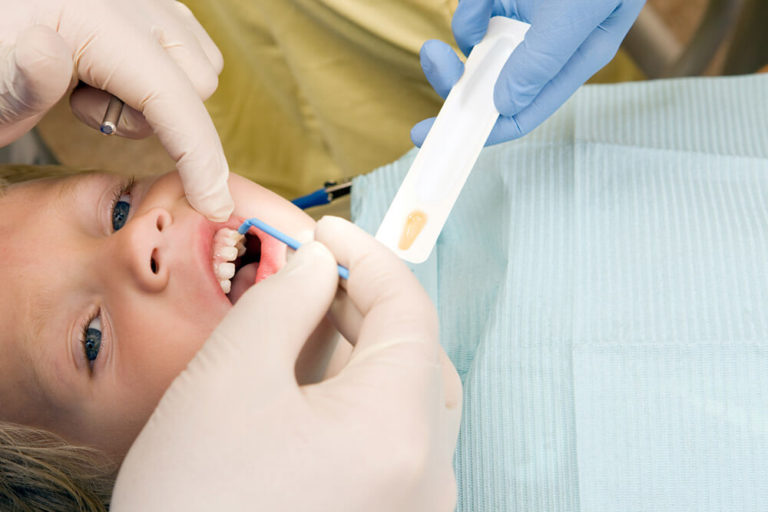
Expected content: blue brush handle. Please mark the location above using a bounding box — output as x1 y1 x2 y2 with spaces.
238 218 349 280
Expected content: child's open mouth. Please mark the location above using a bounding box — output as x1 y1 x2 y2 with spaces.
227 232 262 304
211 226 284 305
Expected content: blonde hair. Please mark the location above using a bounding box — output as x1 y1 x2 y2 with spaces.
0 422 116 511
0 165 96 196
1 165 119 510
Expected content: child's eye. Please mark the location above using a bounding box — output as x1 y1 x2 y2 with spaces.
111 178 134 232
112 194 131 231
83 314 102 365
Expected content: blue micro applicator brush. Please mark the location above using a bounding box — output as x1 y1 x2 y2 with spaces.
238 217 349 280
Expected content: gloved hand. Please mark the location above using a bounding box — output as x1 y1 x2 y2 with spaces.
412 0 645 146
0 0 233 221
111 216 462 512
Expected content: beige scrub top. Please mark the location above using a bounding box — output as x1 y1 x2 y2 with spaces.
183 0 458 198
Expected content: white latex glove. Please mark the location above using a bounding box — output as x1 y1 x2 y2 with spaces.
0 0 233 221
111 217 462 511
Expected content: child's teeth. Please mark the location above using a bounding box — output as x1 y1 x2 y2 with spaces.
212 228 247 298
215 262 235 280
216 246 238 261
215 228 238 244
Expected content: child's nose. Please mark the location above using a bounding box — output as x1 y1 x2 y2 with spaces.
118 207 172 292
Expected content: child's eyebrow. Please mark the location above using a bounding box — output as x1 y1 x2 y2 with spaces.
56 174 83 200
25 284 56 345
54 172 114 233
45 171 98 207
23 282 71 411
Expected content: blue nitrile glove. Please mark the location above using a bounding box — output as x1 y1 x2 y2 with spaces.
411 0 645 146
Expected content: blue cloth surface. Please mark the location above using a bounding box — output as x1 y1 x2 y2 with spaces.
351 74 768 512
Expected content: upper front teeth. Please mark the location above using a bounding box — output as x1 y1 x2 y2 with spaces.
215 262 235 279
212 228 245 294
216 246 238 261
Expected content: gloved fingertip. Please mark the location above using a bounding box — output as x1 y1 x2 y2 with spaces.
204 200 234 223
409 127 423 148
410 118 434 148
412 118 435 146
420 39 446 64
485 115 525 146
493 79 525 118
451 0 493 56
193 183 234 222
419 41 436 75
314 215 351 238
15 26 71 71
420 40 463 99
114 105 155 139
284 240 336 277
284 230 315 265
12 26 73 109
294 229 316 245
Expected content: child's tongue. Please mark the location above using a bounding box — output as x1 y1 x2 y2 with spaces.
228 262 259 305
226 234 286 305
227 255 283 305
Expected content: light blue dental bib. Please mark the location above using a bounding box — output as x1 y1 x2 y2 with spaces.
352 74 768 512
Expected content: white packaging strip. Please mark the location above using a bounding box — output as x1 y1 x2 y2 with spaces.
376 17 530 263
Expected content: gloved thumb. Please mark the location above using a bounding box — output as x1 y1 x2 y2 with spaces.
0 25 72 147
194 240 340 394
492 7 618 118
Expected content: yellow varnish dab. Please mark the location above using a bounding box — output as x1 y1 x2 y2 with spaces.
398 210 428 250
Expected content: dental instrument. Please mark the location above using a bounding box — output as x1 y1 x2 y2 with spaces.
291 178 353 210
100 95 124 135
375 17 530 263
238 217 349 280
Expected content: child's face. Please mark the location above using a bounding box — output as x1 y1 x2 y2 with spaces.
0 170 314 458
